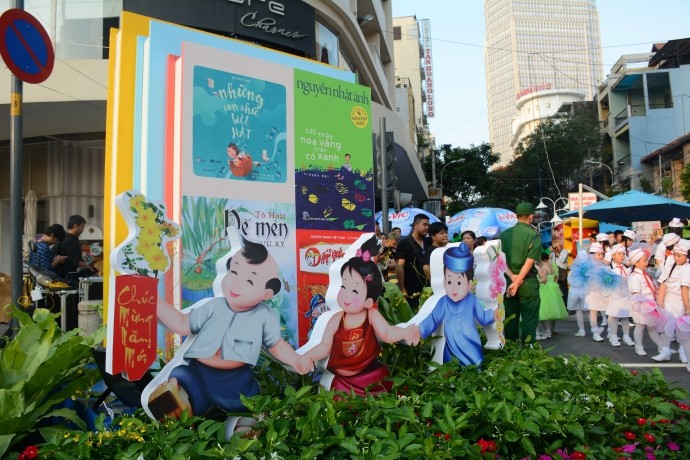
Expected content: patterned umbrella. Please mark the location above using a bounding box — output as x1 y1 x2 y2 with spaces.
446 207 517 240
375 207 440 236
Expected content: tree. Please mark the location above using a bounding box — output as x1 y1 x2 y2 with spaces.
424 143 499 216
483 112 603 209
680 164 690 201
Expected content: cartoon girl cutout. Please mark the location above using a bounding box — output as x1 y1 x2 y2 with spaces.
299 234 420 396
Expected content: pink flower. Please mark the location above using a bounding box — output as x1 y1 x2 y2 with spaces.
495 253 507 272
622 442 639 453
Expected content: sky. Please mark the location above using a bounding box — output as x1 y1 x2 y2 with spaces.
391 0 690 149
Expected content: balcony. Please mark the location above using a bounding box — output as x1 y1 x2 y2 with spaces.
614 107 628 129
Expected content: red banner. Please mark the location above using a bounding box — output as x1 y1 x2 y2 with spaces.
111 275 158 380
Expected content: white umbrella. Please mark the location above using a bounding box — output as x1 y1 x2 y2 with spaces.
23 190 38 251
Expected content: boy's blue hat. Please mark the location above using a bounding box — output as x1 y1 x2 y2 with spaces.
444 243 473 273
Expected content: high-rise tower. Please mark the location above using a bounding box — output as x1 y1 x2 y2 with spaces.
484 0 603 166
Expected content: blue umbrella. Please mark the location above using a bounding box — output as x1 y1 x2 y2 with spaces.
446 207 517 240
375 207 440 236
561 190 690 223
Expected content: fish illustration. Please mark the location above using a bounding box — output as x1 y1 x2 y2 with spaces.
335 183 348 194
341 198 356 211
309 194 319 204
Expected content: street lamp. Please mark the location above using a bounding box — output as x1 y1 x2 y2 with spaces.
584 160 614 188
536 196 569 223
439 159 466 192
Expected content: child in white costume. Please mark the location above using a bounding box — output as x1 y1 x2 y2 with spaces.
627 248 663 356
585 243 608 342
655 239 690 363
654 232 680 280
568 249 594 337
667 265 690 372
605 244 634 347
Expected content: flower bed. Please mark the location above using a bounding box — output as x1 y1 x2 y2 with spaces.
34 342 689 460
4 290 689 459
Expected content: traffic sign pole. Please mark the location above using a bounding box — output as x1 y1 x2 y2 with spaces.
9 0 25 336
10 74 23 314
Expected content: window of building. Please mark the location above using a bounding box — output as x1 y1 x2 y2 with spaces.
394 26 401 40
647 72 673 109
315 21 339 65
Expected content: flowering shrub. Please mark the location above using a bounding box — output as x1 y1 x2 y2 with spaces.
6 285 690 459
34 342 690 459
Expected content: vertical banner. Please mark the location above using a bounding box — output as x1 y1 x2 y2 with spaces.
294 69 374 232
110 275 159 380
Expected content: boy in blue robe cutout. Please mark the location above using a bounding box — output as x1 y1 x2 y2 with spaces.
419 243 498 366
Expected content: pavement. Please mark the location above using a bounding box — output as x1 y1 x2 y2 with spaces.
537 315 690 394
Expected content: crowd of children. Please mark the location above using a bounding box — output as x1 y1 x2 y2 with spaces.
551 224 690 372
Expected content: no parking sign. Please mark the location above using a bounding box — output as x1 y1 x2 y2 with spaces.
0 9 55 84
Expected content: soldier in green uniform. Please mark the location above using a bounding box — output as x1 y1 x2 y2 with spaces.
499 202 542 343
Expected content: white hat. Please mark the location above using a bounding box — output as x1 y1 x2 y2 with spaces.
669 218 685 228
672 239 690 255
595 233 608 242
588 242 603 254
662 233 681 247
626 248 647 265
623 229 637 241
610 244 626 255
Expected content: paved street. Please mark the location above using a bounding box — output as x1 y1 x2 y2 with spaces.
538 315 690 394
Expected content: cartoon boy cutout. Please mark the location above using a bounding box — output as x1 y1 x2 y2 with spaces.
146 234 312 420
299 234 420 396
417 243 499 366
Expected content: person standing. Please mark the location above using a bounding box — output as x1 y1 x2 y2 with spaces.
654 239 690 363
396 214 431 309
535 252 568 340
606 244 634 347
551 241 569 301
423 222 449 281
55 215 98 283
500 202 541 344
655 233 680 279
627 248 663 356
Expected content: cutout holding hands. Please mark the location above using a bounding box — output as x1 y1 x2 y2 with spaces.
299 234 419 396
144 232 312 422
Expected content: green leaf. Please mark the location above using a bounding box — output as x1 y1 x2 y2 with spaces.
522 420 540 435
566 422 585 441
340 439 360 455
520 383 535 399
504 430 519 442
520 436 537 457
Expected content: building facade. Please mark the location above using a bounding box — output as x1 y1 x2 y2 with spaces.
484 0 602 166
597 40 690 192
0 0 429 273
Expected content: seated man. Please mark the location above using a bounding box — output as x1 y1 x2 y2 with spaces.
29 224 67 274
